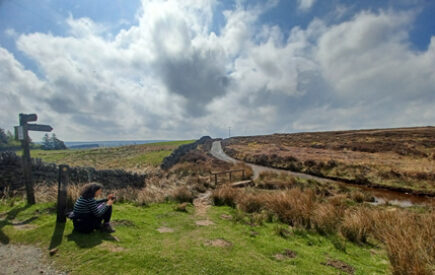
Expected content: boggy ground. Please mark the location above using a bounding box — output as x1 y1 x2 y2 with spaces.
222 126 435 194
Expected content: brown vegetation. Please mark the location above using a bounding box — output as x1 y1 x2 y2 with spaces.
222 127 435 193
212 180 435 275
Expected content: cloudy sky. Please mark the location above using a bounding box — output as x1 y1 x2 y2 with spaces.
1 0 434 141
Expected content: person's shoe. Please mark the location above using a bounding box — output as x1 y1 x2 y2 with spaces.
101 223 116 233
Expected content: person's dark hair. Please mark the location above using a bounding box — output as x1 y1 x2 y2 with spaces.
80 183 103 199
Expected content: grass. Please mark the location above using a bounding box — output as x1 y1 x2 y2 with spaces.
0 200 390 275
212 184 435 275
19 140 195 170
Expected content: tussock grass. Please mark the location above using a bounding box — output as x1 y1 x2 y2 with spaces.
212 183 435 274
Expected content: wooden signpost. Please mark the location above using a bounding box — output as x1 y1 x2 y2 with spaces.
15 113 53 205
57 165 69 223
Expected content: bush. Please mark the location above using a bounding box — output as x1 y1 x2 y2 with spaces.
340 208 373 244
212 185 239 207
371 210 435 275
172 186 194 203
312 203 343 235
237 193 266 213
265 188 315 228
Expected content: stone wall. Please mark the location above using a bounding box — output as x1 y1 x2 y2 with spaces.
160 136 218 170
0 151 147 194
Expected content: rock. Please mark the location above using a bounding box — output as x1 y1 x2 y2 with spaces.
48 248 58 256
157 226 174 233
175 202 189 212
204 239 232 247
220 214 233 220
195 220 215 226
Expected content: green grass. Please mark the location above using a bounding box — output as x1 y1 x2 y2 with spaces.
0 201 390 274
18 140 195 169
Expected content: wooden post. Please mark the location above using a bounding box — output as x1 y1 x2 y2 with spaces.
57 165 69 223
229 171 232 182
17 113 52 205
215 174 218 185
19 115 35 205
242 170 245 179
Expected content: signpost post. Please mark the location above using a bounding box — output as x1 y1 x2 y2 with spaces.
16 113 53 205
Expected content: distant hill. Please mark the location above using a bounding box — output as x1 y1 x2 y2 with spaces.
64 140 171 149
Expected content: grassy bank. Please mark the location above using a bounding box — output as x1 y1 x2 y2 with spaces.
20 140 194 170
0 200 390 274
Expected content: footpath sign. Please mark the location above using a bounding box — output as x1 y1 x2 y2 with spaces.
15 113 52 205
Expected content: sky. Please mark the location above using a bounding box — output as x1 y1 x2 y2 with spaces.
0 0 434 141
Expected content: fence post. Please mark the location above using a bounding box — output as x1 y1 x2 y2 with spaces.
229 171 232 182
57 165 69 223
242 170 245 179
215 174 218 185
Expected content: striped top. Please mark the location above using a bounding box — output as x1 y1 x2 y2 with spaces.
73 197 108 217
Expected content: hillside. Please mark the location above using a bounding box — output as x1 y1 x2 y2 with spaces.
222 127 435 194
20 140 195 171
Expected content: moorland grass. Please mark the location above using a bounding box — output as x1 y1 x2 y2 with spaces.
0 200 390 275
20 140 194 170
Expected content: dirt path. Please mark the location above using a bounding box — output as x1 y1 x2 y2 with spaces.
0 244 66 275
193 191 212 217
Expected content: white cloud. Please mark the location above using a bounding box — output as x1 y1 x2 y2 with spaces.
1 1 434 140
297 0 316 11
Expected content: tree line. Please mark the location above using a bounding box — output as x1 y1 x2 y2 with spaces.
0 128 67 150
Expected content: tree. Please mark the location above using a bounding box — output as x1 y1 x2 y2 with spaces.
41 133 67 150
42 133 52 150
52 133 67 150
0 128 7 144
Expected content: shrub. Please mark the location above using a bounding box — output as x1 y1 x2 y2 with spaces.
212 185 239 207
172 186 194 203
265 188 315 228
340 208 373 244
350 190 365 203
312 203 343 235
237 193 266 213
371 210 435 275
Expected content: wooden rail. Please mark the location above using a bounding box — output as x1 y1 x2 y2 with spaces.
210 169 245 185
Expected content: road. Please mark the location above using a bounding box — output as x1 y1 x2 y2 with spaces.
210 141 330 182
210 141 431 207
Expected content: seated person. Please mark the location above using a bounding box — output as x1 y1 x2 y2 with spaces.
72 183 115 233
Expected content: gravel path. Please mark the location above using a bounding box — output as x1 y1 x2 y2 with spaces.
0 244 66 275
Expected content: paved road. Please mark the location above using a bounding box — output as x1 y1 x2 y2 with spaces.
210 141 330 181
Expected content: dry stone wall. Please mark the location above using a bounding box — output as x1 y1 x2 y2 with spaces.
0 151 146 195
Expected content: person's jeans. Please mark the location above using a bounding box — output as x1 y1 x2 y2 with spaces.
73 204 112 233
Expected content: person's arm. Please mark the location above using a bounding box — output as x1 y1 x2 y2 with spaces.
89 199 108 217
95 198 108 204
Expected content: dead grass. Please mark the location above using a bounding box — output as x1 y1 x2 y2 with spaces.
312 203 343 235
371 209 435 275
212 183 435 274
212 184 239 207
222 127 435 192
340 208 373 244
172 186 194 203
